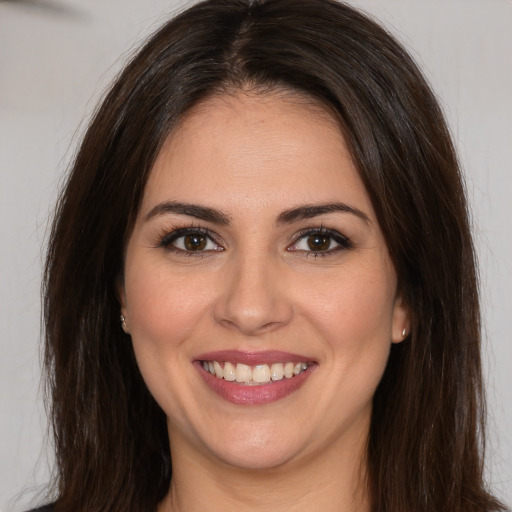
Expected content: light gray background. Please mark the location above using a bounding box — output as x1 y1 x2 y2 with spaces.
1 0 510 510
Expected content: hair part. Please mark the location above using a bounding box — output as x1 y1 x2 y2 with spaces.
43 1 506 511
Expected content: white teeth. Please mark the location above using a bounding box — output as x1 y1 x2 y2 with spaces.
213 361 223 378
253 364 271 383
202 360 309 384
270 363 284 381
223 362 236 381
235 363 252 383
284 362 294 378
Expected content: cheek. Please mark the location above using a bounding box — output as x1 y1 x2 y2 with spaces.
125 259 213 347
296 258 397 400
304 263 397 347
123 261 214 421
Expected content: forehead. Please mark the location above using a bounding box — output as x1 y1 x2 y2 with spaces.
140 91 374 222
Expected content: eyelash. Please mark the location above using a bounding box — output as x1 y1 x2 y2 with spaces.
157 226 223 257
288 227 352 258
156 225 352 257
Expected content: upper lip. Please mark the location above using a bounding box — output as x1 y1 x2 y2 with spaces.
194 350 314 366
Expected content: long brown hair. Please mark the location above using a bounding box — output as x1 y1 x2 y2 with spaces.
42 0 506 510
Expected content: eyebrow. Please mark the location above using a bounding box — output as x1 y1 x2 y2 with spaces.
276 203 370 225
144 201 231 225
144 200 370 226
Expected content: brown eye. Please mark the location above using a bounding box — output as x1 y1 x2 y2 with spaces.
307 234 331 251
184 233 207 251
160 229 222 253
288 228 351 255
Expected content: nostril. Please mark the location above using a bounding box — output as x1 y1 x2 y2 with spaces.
212 260 294 334
214 298 293 335
217 315 281 335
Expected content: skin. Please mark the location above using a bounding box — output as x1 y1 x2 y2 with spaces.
119 91 409 512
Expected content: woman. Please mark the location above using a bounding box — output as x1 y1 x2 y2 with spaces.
35 0 506 510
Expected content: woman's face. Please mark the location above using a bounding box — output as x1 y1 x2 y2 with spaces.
120 92 408 471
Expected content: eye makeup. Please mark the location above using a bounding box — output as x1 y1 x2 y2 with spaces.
287 226 353 258
153 221 352 260
155 224 224 256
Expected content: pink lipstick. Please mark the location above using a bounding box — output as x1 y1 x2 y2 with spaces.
194 350 316 405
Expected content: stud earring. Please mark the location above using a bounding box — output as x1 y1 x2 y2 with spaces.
401 328 407 339
120 314 128 332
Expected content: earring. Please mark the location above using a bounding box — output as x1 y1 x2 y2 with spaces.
120 314 128 332
401 328 407 339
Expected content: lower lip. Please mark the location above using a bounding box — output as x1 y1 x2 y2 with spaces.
194 362 316 405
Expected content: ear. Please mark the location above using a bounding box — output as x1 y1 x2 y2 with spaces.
391 295 410 344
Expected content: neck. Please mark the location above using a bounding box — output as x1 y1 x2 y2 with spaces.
158 423 371 512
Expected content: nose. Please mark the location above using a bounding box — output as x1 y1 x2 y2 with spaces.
213 252 293 336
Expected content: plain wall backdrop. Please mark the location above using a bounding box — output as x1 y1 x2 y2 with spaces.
1 0 510 510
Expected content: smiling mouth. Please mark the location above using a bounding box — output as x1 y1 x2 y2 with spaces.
201 360 310 385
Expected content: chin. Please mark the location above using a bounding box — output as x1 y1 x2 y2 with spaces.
200 422 307 471
211 443 300 472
